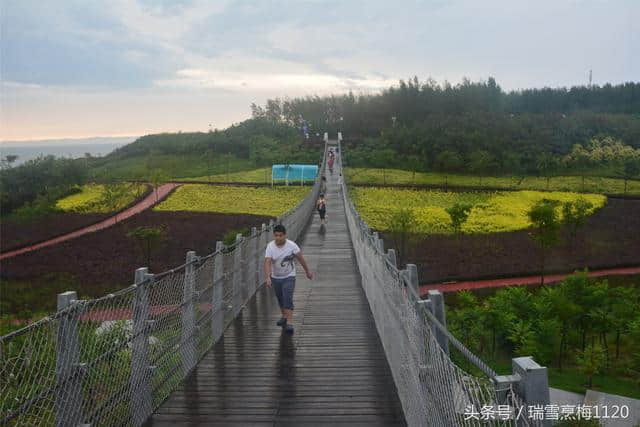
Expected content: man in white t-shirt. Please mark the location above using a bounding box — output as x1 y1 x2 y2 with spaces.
264 224 313 334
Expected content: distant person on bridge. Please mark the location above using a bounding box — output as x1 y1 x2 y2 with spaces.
317 193 327 225
264 224 313 334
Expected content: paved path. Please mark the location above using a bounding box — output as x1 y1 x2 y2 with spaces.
421 265 640 294
148 150 406 426
0 183 180 260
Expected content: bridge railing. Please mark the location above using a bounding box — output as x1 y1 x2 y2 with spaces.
0 143 327 427
336 139 550 427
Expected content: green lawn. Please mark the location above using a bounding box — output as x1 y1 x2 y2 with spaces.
177 167 273 183
91 153 256 181
346 168 640 196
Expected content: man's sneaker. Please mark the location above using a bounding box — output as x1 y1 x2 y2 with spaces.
285 324 294 334
276 317 287 327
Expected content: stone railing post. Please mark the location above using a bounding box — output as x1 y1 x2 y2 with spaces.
212 242 225 343
403 264 419 304
55 291 83 427
258 223 268 286
494 357 551 426
251 227 258 294
182 251 197 376
427 290 449 355
232 234 244 318
130 268 153 426
386 249 397 267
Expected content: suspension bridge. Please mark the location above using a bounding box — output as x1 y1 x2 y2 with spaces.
1 138 550 426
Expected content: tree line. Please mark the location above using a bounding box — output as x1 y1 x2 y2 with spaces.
448 272 640 389
255 78 640 178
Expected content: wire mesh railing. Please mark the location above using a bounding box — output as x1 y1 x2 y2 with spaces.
1 143 327 427
336 138 546 427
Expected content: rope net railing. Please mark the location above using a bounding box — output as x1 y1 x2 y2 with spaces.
336 139 541 427
0 144 327 427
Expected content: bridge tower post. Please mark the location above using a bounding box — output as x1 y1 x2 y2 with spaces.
182 251 197 376
130 267 154 426
55 291 84 427
212 242 225 343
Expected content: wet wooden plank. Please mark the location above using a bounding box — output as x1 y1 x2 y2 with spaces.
147 156 406 426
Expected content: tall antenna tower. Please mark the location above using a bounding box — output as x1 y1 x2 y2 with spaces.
589 69 592 88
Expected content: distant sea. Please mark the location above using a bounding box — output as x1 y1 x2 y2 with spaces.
0 136 138 166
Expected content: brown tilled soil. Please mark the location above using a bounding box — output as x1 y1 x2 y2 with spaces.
381 198 640 284
1 211 273 313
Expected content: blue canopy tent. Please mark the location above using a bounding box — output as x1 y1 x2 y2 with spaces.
271 164 318 186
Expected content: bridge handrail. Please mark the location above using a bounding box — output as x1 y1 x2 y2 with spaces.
0 142 328 426
337 139 545 426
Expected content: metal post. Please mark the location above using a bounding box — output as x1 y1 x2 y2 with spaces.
212 242 225 343
427 290 449 355
232 234 244 318
55 291 83 427
130 268 153 426
182 251 197 377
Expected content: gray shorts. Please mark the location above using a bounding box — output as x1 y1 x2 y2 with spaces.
272 276 295 309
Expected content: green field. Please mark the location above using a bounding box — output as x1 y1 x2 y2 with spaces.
91 153 256 181
178 167 272 183
153 184 308 217
346 168 640 196
350 187 606 234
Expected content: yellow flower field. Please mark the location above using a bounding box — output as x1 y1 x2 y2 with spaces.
56 183 148 213
350 187 606 234
153 185 308 217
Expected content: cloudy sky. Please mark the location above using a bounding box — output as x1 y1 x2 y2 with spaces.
1 0 638 141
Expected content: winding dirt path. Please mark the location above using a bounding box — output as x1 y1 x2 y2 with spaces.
420 266 640 295
0 183 180 260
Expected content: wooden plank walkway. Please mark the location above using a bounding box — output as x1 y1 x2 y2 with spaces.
147 152 406 426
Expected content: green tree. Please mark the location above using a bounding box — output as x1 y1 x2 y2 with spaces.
617 156 640 194
0 154 19 169
564 144 593 192
127 225 168 268
609 286 639 360
150 169 168 203
535 285 580 370
387 208 418 266
535 152 559 190
406 154 422 185
562 198 593 251
445 203 472 235
576 343 606 388
527 199 560 285
435 150 463 190
468 150 497 186
101 183 130 223
369 148 396 185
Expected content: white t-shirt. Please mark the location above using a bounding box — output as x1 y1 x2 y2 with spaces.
265 239 301 279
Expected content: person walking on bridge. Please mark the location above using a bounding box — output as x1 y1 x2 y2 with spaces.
316 193 327 225
264 224 313 334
